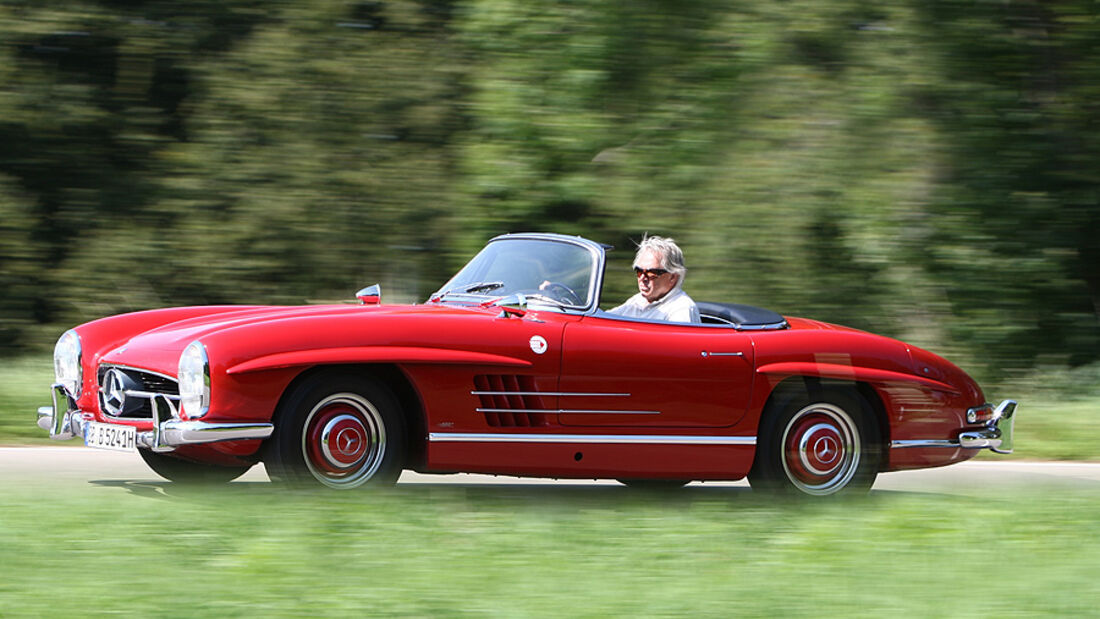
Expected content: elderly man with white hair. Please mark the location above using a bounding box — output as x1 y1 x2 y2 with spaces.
609 235 700 323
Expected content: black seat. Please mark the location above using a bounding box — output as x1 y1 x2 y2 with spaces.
696 301 788 330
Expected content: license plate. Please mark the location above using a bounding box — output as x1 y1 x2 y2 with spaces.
84 421 137 453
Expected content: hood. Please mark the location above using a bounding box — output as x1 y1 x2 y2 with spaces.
95 303 479 375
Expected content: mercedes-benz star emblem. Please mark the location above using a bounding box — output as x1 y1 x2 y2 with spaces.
813 436 839 465
102 369 128 416
336 427 362 456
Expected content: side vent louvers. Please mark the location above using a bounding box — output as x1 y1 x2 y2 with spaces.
474 375 550 428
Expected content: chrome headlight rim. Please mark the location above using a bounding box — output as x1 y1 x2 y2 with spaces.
178 340 211 419
53 330 82 398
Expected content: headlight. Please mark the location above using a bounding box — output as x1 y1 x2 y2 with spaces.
53 330 82 397
178 341 210 419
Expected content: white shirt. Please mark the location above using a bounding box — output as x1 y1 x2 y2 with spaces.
609 287 701 324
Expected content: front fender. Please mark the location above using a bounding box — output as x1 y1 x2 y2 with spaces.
226 346 533 374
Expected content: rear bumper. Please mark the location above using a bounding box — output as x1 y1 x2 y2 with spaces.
37 384 273 452
891 399 1018 454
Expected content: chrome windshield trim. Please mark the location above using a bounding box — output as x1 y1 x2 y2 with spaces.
432 233 608 315
476 408 661 415
429 433 755 445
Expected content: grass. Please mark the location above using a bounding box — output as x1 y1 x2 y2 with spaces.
4 354 1099 459
0 356 54 446
3 356 1100 616
1 482 1099 617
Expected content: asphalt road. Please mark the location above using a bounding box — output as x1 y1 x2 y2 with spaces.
4 446 1100 495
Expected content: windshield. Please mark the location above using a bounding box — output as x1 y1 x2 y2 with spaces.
433 238 599 309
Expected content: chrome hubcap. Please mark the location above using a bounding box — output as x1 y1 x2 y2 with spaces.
781 403 860 495
303 393 385 488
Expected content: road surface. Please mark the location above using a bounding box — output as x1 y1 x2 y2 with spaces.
3 446 1099 495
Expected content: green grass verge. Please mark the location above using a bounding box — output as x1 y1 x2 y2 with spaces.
3 355 1099 459
0 356 54 445
1 483 1099 617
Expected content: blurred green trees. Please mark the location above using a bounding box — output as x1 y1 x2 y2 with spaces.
1 0 1097 379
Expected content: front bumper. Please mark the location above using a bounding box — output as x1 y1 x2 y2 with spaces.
37 384 273 453
891 399 1018 454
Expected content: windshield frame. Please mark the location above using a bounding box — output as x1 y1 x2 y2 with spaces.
432 233 607 315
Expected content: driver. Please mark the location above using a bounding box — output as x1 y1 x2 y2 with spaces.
609 235 700 323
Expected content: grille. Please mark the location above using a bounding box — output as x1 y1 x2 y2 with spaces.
474 375 550 428
97 365 179 419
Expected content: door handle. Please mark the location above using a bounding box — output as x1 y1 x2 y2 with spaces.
700 351 744 357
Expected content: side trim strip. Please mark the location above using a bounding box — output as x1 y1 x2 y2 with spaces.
471 391 630 397
891 439 959 449
476 408 661 415
429 433 756 445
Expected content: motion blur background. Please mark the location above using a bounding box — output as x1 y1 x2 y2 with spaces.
2 0 1098 383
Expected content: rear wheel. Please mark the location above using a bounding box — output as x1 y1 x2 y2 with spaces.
749 389 880 497
138 449 251 484
265 372 406 489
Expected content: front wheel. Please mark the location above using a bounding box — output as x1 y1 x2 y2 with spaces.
138 449 252 484
265 373 407 489
749 389 881 497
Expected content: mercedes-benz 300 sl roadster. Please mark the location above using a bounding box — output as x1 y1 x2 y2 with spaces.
37 233 1017 495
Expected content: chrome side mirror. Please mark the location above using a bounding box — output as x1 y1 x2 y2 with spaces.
356 284 382 305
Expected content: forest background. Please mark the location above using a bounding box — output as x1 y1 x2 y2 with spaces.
2 0 1099 385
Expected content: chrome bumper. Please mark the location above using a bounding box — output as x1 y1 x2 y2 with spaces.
891 399 1017 454
37 384 273 453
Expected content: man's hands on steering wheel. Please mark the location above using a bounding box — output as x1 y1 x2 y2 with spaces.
537 281 582 305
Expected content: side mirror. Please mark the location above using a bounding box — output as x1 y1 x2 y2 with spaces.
356 284 382 305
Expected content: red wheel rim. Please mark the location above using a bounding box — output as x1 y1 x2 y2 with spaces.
302 393 386 488
781 403 860 495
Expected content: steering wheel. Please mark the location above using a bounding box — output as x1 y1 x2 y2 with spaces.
538 281 582 306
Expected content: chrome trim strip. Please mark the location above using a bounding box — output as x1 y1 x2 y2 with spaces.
98 363 177 383
429 432 756 445
155 420 274 449
735 321 789 331
126 390 181 401
891 432 1004 450
476 408 661 415
890 439 959 449
471 391 630 397
560 409 661 415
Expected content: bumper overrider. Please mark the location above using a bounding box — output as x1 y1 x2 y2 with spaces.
892 399 1018 453
37 384 273 453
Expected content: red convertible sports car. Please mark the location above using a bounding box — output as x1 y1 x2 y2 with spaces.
38 233 1017 495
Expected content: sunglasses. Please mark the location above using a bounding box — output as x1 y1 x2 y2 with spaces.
634 267 669 279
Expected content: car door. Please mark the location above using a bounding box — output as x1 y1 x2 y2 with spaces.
557 314 754 428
